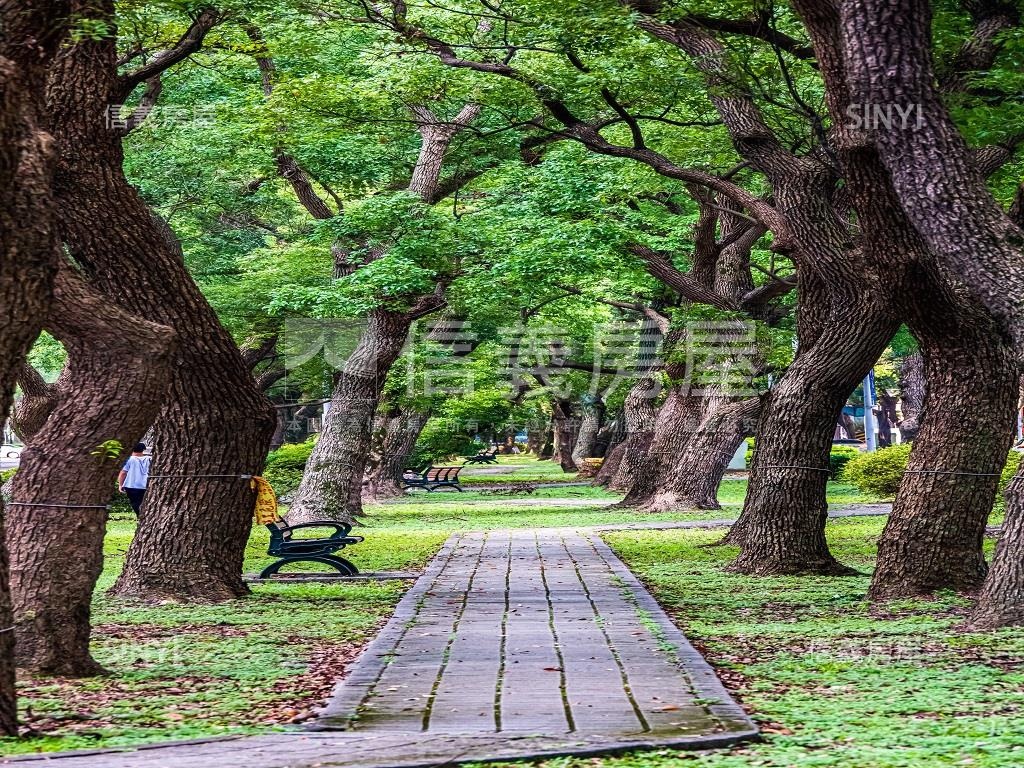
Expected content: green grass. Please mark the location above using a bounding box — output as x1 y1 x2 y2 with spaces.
457 454 580 485
511 522 1024 768
2 519 447 757
3 475 888 757
360 478 884 531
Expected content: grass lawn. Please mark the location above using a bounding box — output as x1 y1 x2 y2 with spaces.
1 519 447 756
3 473 893 758
457 454 581 485
533 523 1023 768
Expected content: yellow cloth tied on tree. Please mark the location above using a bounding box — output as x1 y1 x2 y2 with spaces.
250 476 280 525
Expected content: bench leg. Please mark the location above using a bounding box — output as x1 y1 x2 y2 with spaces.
259 555 359 579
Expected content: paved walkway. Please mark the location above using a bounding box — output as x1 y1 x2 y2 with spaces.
7 529 756 767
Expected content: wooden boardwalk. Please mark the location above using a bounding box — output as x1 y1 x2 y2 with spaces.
4 528 757 768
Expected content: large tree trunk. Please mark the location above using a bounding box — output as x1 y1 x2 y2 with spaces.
571 399 605 466
551 399 578 472
8 266 175 674
287 309 414 524
284 103 470 521
0 0 69 733
365 408 429 500
818 0 1024 623
638 397 759 512
726 294 899 575
869 313 1016 600
1 364 62 501
610 376 659 492
526 424 546 456
48 4 276 601
897 352 925 441
619 384 703 506
593 439 626 486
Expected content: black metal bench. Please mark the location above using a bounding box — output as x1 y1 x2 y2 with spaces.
402 466 464 491
464 449 498 465
261 516 364 579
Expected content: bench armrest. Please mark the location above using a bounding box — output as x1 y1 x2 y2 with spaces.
280 521 353 539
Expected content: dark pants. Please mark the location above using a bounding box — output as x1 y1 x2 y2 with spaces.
125 487 146 515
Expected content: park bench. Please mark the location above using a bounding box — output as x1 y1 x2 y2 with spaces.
463 449 499 464
402 465 464 492
260 511 364 579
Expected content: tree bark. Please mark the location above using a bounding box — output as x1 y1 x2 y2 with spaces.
826 0 1024 622
0 0 70 733
47 2 277 601
590 417 620 460
8 265 175 674
638 397 759 512
526 425 545 456
287 309 415 524
10 363 60 441
869 304 1016 600
571 399 605 466
876 391 896 448
365 408 429 499
970 477 1024 628
538 418 555 459
551 399 578 472
726 294 899 575
610 376 660 492
619 383 703 505
897 352 925 441
593 439 626 486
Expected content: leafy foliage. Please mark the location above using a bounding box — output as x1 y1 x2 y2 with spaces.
840 444 914 497
262 438 316 495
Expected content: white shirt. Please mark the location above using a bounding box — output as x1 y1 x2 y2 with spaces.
122 455 151 489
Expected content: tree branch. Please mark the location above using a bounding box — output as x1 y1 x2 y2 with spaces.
115 7 221 101
627 244 740 311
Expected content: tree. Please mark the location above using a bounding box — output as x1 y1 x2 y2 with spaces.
283 104 477 525
47 1 276 601
0 0 69 734
791 0 1020 597
9 264 175 674
836 0 1024 624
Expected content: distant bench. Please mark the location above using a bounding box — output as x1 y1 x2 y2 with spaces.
463 449 498 465
402 466 464 492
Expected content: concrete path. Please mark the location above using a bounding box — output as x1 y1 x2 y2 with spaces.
7 529 756 767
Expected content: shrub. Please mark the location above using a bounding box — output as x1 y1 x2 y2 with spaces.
413 420 477 466
263 438 316 496
840 444 911 497
843 444 1024 500
829 445 861 479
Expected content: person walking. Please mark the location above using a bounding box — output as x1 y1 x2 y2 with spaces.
118 442 151 515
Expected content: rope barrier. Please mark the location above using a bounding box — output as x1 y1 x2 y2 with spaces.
761 465 832 473
904 470 999 477
7 502 111 509
148 474 253 480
